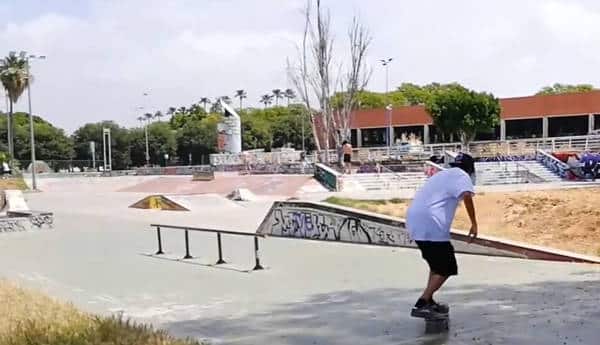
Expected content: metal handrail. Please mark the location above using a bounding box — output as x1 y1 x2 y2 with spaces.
149 224 265 271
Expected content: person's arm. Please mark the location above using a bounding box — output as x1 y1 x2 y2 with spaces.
462 192 478 243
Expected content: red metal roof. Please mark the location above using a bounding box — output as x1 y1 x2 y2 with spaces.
350 91 600 128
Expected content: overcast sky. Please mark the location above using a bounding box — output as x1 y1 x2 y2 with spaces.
2 0 600 132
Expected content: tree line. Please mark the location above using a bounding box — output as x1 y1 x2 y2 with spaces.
0 80 593 171
0 103 314 170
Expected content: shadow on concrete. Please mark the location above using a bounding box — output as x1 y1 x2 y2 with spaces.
140 253 253 274
164 278 600 345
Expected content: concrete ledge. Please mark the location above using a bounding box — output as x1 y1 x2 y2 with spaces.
450 230 600 264
257 200 600 264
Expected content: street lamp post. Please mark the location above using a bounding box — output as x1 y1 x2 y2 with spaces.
142 92 151 166
137 105 150 167
380 58 393 157
25 54 46 191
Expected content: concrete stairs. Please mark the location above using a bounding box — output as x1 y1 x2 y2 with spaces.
474 161 562 185
342 160 563 191
341 172 426 191
517 160 563 182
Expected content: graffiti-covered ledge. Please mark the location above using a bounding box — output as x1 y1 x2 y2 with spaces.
256 201 600 264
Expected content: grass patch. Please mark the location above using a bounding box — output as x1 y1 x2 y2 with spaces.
0 177 28 190
0 280 205 345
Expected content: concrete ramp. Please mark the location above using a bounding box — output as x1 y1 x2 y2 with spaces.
5 190 30 213
256 201 600 263
227 188 257 201
129 195 190 211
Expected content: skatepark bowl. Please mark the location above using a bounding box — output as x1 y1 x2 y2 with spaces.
2 173 599 345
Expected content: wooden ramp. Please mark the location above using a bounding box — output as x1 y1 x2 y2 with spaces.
129 195 190 211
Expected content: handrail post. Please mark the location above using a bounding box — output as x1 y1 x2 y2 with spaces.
155 226 164 255
216 232 226 264
253 237 264 270
183 229 193 259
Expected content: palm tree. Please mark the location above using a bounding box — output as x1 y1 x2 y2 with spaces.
154 110 164 122
272 89 283 106
177 106 187 115
167 107 176 117
188 103 200 116
144 112 153 123
199 97 211 112
220 96 232 105
260 94 274 108
234 89 247 110
284 88 296 106
137 116 144 127
0 51 29 159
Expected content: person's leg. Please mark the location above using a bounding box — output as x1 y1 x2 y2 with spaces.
412 241 456 317
420 271 449 301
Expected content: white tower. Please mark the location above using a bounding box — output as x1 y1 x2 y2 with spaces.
217 99 242 154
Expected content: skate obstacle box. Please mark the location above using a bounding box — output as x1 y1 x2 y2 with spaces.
0 190 54 232
191 167 215 181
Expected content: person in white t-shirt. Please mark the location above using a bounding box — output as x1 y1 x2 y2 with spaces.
406 152 478 319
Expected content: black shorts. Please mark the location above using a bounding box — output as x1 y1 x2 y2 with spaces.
415 241 458 277
343 154 351 163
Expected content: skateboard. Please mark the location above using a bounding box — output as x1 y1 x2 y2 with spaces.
411 307 450 333
424 314 449 333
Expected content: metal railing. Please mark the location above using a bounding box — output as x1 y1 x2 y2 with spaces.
150 224 265 271
342 134 600 162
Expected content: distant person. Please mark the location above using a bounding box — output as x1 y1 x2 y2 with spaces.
342 140 353 174
581 152 600 180
406 152 478 320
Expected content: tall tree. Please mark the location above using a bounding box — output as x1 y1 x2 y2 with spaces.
284 88 296 106
234 89 247 110
137 116 144 127
210 101 222 114
425 84 501 146
144 112 153 124
199 97 211 112
334 16 372 144
0 112 73 166
0 51 30 159
272 89 283 106
260 94 273 108
154 110 164 122
536 83 595 96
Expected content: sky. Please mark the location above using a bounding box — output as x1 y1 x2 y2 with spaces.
2 0 600 133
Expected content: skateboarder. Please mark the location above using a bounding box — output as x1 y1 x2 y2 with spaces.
342 140 353 174
406 152 478 319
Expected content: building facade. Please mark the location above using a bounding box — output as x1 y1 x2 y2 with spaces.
336 91 600 148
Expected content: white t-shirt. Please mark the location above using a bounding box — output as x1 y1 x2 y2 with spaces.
406 168 474 241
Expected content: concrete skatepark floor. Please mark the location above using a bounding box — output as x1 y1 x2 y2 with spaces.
1 175 599 344
118 174 316 197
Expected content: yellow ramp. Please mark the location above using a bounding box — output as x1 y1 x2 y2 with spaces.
129 195 190 211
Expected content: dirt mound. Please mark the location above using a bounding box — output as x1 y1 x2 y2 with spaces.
453 189 600 256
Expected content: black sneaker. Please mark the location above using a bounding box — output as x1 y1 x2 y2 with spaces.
430 300 449 314
411 303 447 320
